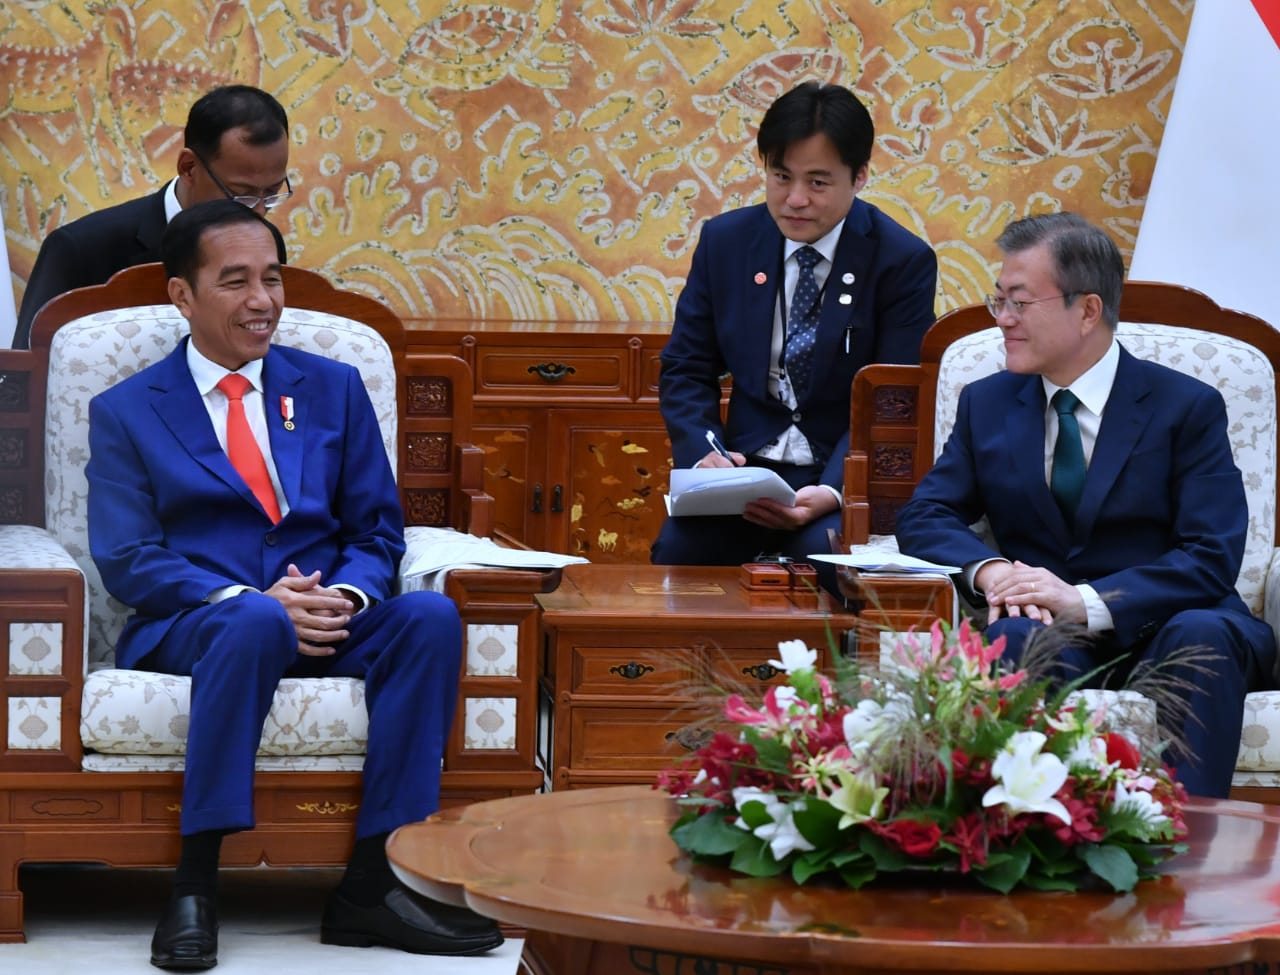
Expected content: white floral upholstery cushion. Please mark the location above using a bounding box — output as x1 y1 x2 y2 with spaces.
1236 690 1280 771
934 322 1277 615
81 670 368 756
45 305 398 667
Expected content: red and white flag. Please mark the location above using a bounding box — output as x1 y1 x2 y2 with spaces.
1130 0 1280 329
0 201 15 347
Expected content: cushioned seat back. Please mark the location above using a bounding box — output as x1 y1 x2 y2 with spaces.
44 306 399 668
933 323 1277 614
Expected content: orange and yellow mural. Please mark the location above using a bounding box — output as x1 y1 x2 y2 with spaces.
1 1 1192 322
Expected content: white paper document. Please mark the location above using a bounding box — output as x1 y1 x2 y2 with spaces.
666 467 797 517
808 546 961 575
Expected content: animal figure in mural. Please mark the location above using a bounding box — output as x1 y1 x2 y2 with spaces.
376 4 569 133
0 5 138 195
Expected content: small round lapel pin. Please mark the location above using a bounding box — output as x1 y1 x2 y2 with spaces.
839 293 853 305
842 272 855 285
754 272 767 285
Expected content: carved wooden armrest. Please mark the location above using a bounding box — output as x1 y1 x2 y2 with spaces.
0 525 86 771
842 363 933 549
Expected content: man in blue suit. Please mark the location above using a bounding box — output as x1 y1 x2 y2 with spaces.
653 81 937 591
86 201 501 969
896 212 1276 798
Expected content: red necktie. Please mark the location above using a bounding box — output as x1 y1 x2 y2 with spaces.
216 374 282 522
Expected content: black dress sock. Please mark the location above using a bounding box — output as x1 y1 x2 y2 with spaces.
337 832 395 906
173 830 225 899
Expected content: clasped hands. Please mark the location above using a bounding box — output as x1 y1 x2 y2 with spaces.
264 563 356 656
696 449 837 529
975 559 1086 627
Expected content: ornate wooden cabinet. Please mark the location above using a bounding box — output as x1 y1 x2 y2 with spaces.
406 321 676 562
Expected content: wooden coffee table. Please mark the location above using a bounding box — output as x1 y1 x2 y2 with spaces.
535 564 857 790
389 785 1280 975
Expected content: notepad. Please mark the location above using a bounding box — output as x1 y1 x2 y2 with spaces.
666 467 797 517
808 547 961 575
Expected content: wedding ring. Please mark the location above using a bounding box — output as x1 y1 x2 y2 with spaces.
1031 581 1037 593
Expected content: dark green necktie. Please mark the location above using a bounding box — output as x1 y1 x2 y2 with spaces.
1050 388 1085 520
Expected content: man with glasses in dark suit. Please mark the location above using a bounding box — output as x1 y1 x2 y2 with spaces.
13 84 292 349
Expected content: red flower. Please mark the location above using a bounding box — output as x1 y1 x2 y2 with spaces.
944 812 989 872
874 818 943 858
1105 733 1142 771
1051 795 1106 845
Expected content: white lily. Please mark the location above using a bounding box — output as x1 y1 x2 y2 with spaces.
982 731 1072 826
768 639 817 675
732 786 816 860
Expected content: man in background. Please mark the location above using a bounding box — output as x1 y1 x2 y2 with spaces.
13 84 291 349
896 211 1276 797
652 80 937 592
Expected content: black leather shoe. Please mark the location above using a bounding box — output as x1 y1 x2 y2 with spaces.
320 886 503 955
150 894 218 970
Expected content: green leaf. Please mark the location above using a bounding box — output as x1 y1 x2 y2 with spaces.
730 836 787 877
753 737 794 775
671 811 749 856
1020 870 1082 892
792 850 834 885
792 798 843 849
837 859 878 889
1080 843 1139 893
737 799 773 830
974 847 1031 894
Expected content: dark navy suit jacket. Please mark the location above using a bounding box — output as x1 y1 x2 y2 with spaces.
659 199 936 489
897 347 1268 651
15 188 168 349
86 338 405 669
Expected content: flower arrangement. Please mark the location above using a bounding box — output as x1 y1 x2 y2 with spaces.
659 620 1187 894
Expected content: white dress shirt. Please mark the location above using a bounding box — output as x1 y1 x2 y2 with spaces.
969 339 1121 632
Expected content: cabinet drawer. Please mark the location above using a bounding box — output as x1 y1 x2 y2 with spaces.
569 706 712 770
570 644 697 697
707 646 807 692
474 347 627 397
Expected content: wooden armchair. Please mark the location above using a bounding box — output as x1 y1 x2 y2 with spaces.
0 264 551 942
841 281 1280 803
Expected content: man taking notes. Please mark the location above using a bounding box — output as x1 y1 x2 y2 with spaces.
652 80 937 591
895 212 1276 797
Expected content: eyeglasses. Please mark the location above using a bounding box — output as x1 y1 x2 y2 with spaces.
984 293 1076 319
191 148 293 212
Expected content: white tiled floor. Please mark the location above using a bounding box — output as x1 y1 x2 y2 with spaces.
0 865 523 974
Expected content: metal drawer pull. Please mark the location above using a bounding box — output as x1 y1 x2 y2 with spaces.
609 662 654 679
742 663 780 681
666 727 714 751
528 362 576 383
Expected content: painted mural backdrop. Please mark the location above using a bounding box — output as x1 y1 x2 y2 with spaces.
1 1 1191 321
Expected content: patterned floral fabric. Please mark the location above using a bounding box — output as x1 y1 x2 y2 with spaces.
38 306 398 762
81 670 368 756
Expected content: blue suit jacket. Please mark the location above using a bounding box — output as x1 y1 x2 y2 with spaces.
86 339 406 669
896 347 1256 648
659 199 937 488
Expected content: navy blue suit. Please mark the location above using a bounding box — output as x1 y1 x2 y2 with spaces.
15 188 167 349
87 339 461 838
896 347 1276 796
653 199 936 581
